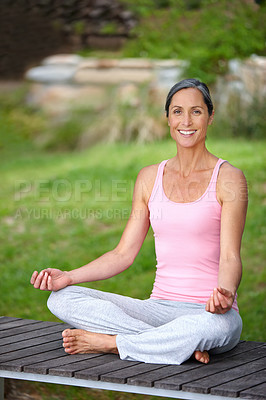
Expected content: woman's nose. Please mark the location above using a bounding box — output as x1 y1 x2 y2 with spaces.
182 112 192 126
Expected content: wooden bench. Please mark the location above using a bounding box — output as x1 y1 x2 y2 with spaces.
0 316 265 400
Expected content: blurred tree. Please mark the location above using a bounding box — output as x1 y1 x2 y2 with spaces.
122 0 265 83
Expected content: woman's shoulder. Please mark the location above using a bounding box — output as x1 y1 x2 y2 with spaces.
219 161 246 182
138 163 161 179
218 161 248 203
135 162 162 203
137 163 161 187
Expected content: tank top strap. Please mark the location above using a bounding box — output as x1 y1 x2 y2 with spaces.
207 158 227 198
149 159 168 203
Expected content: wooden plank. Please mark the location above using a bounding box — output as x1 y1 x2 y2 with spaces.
0 319 41 331
110 345 247 388
101 362 167 384
50 354 119 377
183 357 266 394
0 317 265 399
240 382 266 399
126 342 265 388
0 348 67 372
0 323 69 346
24 353 103 375
127 361 202 387
75 358 141 381
0 332 62 355
0 340 63 363
0 320 63 339
154 345 266 391
211 369 266 397
208 342 265 360
0 317 21 324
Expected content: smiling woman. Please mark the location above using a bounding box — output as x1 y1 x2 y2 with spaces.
167 87 213 148
31 78 248 366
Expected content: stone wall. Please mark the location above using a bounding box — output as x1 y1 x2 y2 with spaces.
24 55 186 146
26 54 266 116
214 55 266 112
0 0 136 79
25 55 185 114
24 54 265 146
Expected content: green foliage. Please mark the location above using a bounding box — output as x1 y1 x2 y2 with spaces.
0 84 47 154
42 107 97 151
121 0 266 83
100 21 120 35
72 20 86 35
213 94 266 139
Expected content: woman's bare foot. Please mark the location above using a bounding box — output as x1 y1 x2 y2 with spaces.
194 350 210 364
62 329 118 355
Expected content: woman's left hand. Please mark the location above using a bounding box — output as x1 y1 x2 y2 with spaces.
205 287 235 314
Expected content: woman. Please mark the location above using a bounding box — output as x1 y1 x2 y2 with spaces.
31 79 248 365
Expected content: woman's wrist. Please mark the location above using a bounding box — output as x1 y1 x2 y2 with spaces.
65 270 75 286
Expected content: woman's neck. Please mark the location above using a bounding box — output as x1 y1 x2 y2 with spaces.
173 145 213 177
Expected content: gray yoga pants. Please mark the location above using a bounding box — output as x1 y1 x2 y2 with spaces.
47 286 242 365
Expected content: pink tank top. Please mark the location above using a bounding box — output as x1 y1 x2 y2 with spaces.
148 158 238 312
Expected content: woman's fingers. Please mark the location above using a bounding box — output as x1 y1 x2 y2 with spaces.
33 270 49 289
213 288 223 313
33 270 43 288
205 297 211 312
30 270 54 291
213 288 221 307
217 291 229 309
209 294 216 313
206 287 234 314
40 272 49 290
30 271 38 285
47 275 53 291
207 289 224 314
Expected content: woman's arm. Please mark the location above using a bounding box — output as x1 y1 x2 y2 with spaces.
205 163 248 314
31 165 158 291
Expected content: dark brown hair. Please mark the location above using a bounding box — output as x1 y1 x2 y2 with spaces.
165 78 214 117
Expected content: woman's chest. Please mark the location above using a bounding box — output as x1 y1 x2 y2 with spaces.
162 169 214 203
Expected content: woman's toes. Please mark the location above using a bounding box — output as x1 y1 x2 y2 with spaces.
63 336 75 344
194 350 210 364
62 329 71 338
64 347 72 353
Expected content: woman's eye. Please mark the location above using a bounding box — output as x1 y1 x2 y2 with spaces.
193 110 201 115
174 109 181 115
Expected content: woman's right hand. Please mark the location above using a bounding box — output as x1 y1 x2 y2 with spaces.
30 268 72 292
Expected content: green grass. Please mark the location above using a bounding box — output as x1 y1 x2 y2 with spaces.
1 137 265 399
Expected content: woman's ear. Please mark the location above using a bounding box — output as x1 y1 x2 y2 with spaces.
208 110 215 125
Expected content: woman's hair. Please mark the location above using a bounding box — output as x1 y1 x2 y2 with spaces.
165 78 213 117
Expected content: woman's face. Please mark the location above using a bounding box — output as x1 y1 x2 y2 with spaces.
168 88 214 148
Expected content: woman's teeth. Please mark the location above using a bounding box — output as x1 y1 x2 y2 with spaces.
179 130 197 135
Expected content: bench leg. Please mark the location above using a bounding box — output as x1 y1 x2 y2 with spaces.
0 377 4 400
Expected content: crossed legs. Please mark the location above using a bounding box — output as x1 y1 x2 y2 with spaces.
47 286 242 365
61 329 210 363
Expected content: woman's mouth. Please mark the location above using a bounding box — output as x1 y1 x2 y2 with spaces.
178 130 197 137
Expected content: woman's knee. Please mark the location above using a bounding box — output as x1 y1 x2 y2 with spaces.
47 286 73 316
204 310 242 344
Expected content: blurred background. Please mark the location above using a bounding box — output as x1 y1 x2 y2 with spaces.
0 0 265 399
